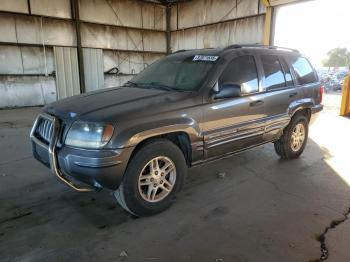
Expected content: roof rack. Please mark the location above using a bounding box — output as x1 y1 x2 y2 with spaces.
172 47 216 54
172 49 191 54
225 44 300 53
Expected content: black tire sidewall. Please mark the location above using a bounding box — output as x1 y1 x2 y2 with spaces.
284 115 309 158
121 139 187 216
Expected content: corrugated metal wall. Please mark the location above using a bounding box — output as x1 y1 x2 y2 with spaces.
83 48 104 92
54 47 81 99
0 0 166 108
170 0 266 52
0 0 270 108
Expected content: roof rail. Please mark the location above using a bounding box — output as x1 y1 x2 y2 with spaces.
225 44 299 53
172 49 190 54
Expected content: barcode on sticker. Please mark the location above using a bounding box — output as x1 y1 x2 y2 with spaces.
193 55 219 62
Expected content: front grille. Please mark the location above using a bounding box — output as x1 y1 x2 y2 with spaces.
36 118 54 143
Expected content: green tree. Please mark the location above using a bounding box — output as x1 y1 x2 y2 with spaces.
322 48 350 68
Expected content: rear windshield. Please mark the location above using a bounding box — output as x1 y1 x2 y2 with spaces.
128 55 217 91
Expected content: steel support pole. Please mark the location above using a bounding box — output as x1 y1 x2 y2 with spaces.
263 0 274 45
340 75 350 116
166 5 171 54
71 0 86 93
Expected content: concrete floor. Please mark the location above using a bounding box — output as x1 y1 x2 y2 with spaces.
1 93 350 262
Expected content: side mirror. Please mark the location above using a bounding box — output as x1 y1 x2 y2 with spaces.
213 83 241 99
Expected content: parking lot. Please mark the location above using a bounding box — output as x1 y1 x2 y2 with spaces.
1 93 349 262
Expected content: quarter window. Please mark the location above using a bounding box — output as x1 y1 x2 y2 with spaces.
219 55 259 95
287 56 317 85
261 55 286 90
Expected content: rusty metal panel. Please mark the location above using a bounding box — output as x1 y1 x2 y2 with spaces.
0 13 76 46
236 0 260 18
0 46 23 74
170 4 178 31
0 13 18 43
79 0 166 31
103 50 163 76
41 18 76 46
142 31 166 53
30 0 72 19
79 0 141 28
104 75 133 88
142 4 156 30
22 46 55 75
104 51 130 75
0 76 56 108
83 48 104 92
14 15 42 44
171 15 264 52
103 51 165 89
175 0 261 30
127 30 143 51
54 47 80 99
0 0 28 14
81 23 166 52
0 45 54 75
235 16 264 44
154 5 166 31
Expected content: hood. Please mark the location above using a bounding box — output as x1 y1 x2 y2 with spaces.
44 86 197 123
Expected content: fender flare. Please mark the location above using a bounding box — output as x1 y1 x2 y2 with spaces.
111 118 201 148
288 98 315 118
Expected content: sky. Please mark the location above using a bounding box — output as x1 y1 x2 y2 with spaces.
274 0 350 68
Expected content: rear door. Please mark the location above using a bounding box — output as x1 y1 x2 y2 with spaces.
259 54 299 141
202 55 267 159
285 55 320 104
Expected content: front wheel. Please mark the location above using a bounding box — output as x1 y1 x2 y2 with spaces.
114 139 187 217
274 114 309 160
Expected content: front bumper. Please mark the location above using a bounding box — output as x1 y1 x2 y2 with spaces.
30 113 134 191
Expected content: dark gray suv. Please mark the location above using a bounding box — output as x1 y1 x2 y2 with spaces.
30 45 323 216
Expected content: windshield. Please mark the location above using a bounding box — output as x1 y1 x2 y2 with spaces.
127 55 217 91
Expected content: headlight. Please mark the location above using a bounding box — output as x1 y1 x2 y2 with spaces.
65 121 114 149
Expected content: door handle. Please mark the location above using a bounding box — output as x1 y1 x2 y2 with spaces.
289 92 298 98
250 100 264 107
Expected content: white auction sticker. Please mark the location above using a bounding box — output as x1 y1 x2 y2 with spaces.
193 55 219 62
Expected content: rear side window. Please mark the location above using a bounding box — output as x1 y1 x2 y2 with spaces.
261 55 286 90
219 55 259 94
279 57 294 87
286 56 317 85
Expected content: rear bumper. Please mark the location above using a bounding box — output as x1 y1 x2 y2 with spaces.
30 113 134 191
310 104 323 124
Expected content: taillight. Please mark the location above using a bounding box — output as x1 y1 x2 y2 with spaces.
320 86 324 104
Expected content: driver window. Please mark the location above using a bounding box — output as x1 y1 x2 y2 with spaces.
219 55 259 94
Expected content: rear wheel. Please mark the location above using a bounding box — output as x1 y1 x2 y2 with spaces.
114 139 187 216
274 114 309 160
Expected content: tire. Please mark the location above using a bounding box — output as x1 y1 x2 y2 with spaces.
274 113 309 160
114 139 187 217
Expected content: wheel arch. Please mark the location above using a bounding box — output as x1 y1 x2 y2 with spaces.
291 107 312 122
129 131 193 168
288 99 314 122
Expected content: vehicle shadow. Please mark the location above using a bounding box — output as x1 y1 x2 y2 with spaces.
1 134 350 261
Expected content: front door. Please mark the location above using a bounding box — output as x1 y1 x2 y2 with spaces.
202 55 266 159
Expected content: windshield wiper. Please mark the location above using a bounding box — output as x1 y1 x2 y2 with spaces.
126 81 176 91
143 82 174 91
125 81 139 87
